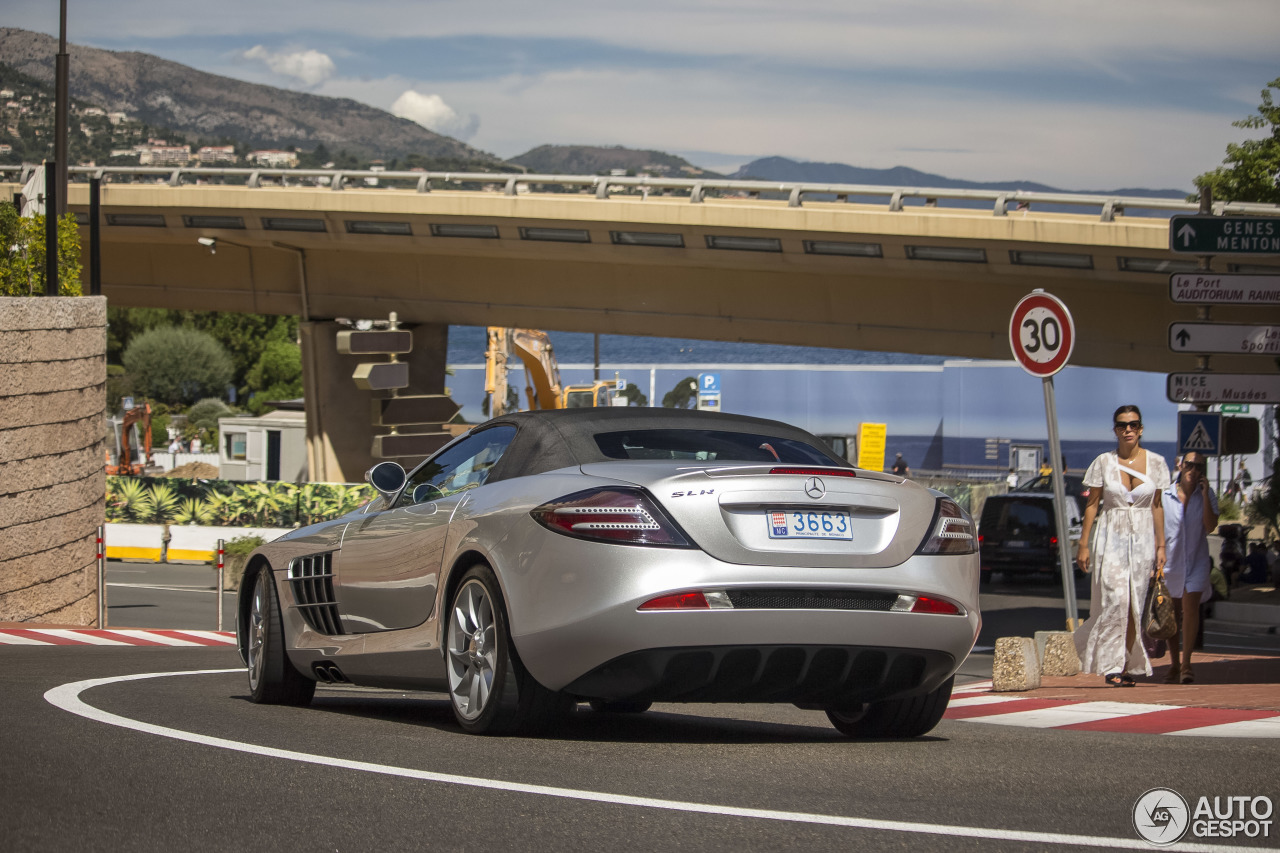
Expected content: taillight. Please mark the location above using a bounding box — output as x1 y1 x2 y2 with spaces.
1050 536 1059 547
916 498 976 555
531 487 693 547
639 591 709 610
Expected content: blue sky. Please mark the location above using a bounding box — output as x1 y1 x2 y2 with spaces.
7 0 1278 190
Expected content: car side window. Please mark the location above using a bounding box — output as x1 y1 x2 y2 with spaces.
395 426 517 508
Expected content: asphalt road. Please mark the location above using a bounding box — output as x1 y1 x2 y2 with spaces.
7 565 1277 851
6 645 1278 852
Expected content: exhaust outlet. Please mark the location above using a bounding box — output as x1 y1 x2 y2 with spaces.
312 664 334 683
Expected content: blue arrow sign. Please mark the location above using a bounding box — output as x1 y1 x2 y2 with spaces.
1178 411 1221 456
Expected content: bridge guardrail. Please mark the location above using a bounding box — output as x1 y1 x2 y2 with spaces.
5 164 1279 223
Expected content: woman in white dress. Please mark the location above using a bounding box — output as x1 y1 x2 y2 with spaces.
1073 405 1169 685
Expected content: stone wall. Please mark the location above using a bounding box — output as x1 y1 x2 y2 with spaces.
0 297 107 625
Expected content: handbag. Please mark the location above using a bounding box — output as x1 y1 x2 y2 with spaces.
1142 569 1178 641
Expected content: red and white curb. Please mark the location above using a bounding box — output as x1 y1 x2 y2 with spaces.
948 681 1280 738
0 628 235 647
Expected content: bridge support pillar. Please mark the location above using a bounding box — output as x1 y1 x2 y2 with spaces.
300 320 449 484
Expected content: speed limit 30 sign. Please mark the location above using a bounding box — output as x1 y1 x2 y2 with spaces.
1010 291 1075 377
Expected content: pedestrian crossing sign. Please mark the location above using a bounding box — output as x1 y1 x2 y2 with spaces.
1178 411 1221 456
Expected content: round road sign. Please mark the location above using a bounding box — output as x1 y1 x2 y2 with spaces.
1009 291 1075 377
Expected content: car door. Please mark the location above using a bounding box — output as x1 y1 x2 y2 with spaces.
334 425 517 633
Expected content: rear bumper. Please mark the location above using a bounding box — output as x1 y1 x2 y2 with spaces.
563 643 956 706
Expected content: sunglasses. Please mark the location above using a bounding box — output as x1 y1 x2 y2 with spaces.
1113 421 1142 432
1183 462 1207 472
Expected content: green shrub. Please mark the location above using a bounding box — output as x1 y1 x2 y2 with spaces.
1219 496 1241 521
221 534 266 592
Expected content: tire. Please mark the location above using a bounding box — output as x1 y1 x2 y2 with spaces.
247 568 315 706
589 699 652 714
446 563 568 735
825 676 953 739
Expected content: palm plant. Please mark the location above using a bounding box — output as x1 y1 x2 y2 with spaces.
106 477 151 522
136 481 182 524
174 497 213 525
230 482 285 527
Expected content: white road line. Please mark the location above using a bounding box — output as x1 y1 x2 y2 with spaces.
42 669 1249 852
964 701 1175 728
947 695 1028 709
108 583 218 594
92 630 208 646
0 633 53 645
167 630 237 644
1170 716 1280 738
26 629 133 646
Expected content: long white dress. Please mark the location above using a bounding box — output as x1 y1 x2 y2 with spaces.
1072 450 1170 677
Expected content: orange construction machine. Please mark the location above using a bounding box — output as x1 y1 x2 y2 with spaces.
106 402 154 476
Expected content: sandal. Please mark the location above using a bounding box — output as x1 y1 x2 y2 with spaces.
1181 668 1195 685
1163 666 1182 684
1120 674 1137 687
1104 673 1134 687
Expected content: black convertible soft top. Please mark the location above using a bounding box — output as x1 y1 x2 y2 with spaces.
481 407 846 481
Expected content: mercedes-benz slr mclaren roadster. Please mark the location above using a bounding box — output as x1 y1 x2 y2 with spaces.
237 408 980 737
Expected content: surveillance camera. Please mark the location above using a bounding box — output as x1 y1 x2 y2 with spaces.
197 237 216 247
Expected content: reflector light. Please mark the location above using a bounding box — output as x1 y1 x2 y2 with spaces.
639 591 709 611
531 488 692 547
769 467 857 477
910 596 961 615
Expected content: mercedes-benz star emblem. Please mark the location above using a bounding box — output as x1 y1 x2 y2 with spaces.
804 477 826 499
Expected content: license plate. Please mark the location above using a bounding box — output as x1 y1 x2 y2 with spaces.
1007 540 1029 548
767 509 853 540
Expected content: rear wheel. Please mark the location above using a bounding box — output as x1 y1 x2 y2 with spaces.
825 676 953 739
247 569 315 706
446 563 568 735
589 699 652 714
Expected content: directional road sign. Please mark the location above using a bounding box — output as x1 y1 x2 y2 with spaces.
374 395 461 426
1169 322 1280 356
1169 273 1280 305
1220 403 1250 413
337 329 413 355
1009 291 1075 377
353 361 409 391
1169 215 1280 255
1166 373 1280 405
1178 411 1221 456
373 432 452 459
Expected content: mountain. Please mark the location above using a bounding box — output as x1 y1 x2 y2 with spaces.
510 145 722 177
0 27 502 167
731 156 1189 199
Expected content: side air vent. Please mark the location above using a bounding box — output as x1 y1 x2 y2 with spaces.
287 553 343 635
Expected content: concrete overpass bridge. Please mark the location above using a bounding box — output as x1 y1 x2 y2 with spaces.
7 166 1277 480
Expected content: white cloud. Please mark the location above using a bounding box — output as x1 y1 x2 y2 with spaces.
242 45 336 87
391 90 479 140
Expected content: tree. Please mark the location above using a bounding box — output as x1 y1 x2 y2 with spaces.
1193 77 1280 204
123 326 234 406
244 339 303 414
0 202 82 296
618 384 648 407
662 376 699 409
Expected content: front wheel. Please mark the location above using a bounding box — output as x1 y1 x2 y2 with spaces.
247 569 315 706
826 676 953 739
446 563 567 735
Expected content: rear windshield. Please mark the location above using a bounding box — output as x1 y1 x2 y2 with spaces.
593 429 838 464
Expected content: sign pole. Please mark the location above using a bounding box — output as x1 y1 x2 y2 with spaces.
1009 290 1079 631
1041 377 1079 629
216 538 225 632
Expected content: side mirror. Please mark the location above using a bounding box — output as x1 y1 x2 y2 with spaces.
365 461 406 500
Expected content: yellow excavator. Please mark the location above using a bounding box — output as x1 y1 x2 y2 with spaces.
484 327 624 416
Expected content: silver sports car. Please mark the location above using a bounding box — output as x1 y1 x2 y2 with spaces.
237 408 980 737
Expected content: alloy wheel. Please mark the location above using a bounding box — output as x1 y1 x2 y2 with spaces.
447 579 498 720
